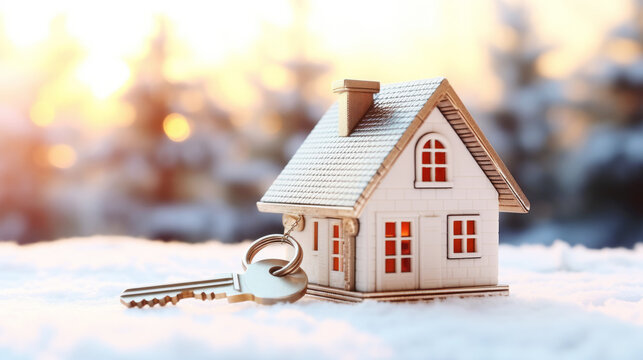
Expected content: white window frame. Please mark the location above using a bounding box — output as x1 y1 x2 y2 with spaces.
447 214 481 259
414 132 453 188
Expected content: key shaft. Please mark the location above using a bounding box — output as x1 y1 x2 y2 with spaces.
120 259 307 308
120 273 241 308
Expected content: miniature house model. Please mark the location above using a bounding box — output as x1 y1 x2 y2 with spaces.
257 78 529 302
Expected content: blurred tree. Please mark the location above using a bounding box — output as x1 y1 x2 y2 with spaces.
488 1 564 232
0 131 52 243
251 0 329 164
242 0 330 237
558 0 643 246
87 18 281 242
0 17 82 243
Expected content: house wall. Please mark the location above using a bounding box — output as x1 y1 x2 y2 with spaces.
355 108 499 292
289 216 328 286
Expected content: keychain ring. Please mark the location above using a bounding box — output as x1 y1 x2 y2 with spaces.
242 234 303 277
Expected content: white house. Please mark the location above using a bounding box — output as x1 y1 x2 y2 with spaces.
257 78 530 302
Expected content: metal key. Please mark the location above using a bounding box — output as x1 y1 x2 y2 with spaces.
120 258 307 307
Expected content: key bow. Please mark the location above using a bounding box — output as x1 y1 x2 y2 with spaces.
241 233 303 277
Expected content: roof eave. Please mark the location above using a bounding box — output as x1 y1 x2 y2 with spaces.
256 201 357 218
439 81 530 214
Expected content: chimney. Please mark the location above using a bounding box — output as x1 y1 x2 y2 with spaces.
332 79 380 136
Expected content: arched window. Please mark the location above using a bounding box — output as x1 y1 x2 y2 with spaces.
415 133 452 188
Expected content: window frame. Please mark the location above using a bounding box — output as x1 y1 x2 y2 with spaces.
414 132 453 189
447 214 481 259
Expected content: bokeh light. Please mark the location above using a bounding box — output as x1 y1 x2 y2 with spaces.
30 101 56 127
75 55 131 99
163 113 191 142
48 144 77 169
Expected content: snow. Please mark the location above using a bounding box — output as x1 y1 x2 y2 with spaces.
0 237 641 360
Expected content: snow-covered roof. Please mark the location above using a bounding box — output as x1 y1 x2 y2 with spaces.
258 78 529 217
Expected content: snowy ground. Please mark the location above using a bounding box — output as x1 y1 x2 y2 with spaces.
0 237 641 360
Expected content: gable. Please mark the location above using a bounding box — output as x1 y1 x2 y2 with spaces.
257 78 529 217
376 108 496 197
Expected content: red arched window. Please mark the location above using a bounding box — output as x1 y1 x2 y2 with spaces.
415 133 451 188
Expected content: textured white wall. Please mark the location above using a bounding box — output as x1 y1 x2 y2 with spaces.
356 108 499 292
291 216 327 286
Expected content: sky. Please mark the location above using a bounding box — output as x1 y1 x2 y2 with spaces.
0 0 639 244
0 0 632 112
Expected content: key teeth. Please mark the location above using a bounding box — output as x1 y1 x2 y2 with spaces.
124 295 180 308
121 275 236 308
198 292 215 301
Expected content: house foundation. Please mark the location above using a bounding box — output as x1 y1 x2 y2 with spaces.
306 284 509 303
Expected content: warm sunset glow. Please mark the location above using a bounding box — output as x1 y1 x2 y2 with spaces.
536 51 574 79
606 38 640 64
179 90 205 113
75 55 131 99
0 0 629 119
30 101 56 127
261 114 283 135
48 144 77 169
261 64 291 90
163 113 191 142
209 72 260 109
118 103 137 127
2 3 51 47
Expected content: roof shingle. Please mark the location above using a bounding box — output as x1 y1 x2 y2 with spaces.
258 77 529 215
260 78 444 208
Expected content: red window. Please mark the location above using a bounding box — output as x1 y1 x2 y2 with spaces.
385 259 396 273
449 216 480 258
313 221 318 251
419 138 447 183
454 238 462 253
467 238 476 252
422 152 431 164
467 220 475 235
401 240 411 255
385 222 396 237
454 220 463 236
435 167 446 182
401 258 411 273
331 222 343 272
385 240 396 256
422 167 431 182
435 152 446 164
383 220 413 275
401 222 411 237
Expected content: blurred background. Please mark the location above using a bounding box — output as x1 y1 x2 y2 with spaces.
0 0 640 247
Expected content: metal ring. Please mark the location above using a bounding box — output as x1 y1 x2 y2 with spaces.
242 234 303 277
